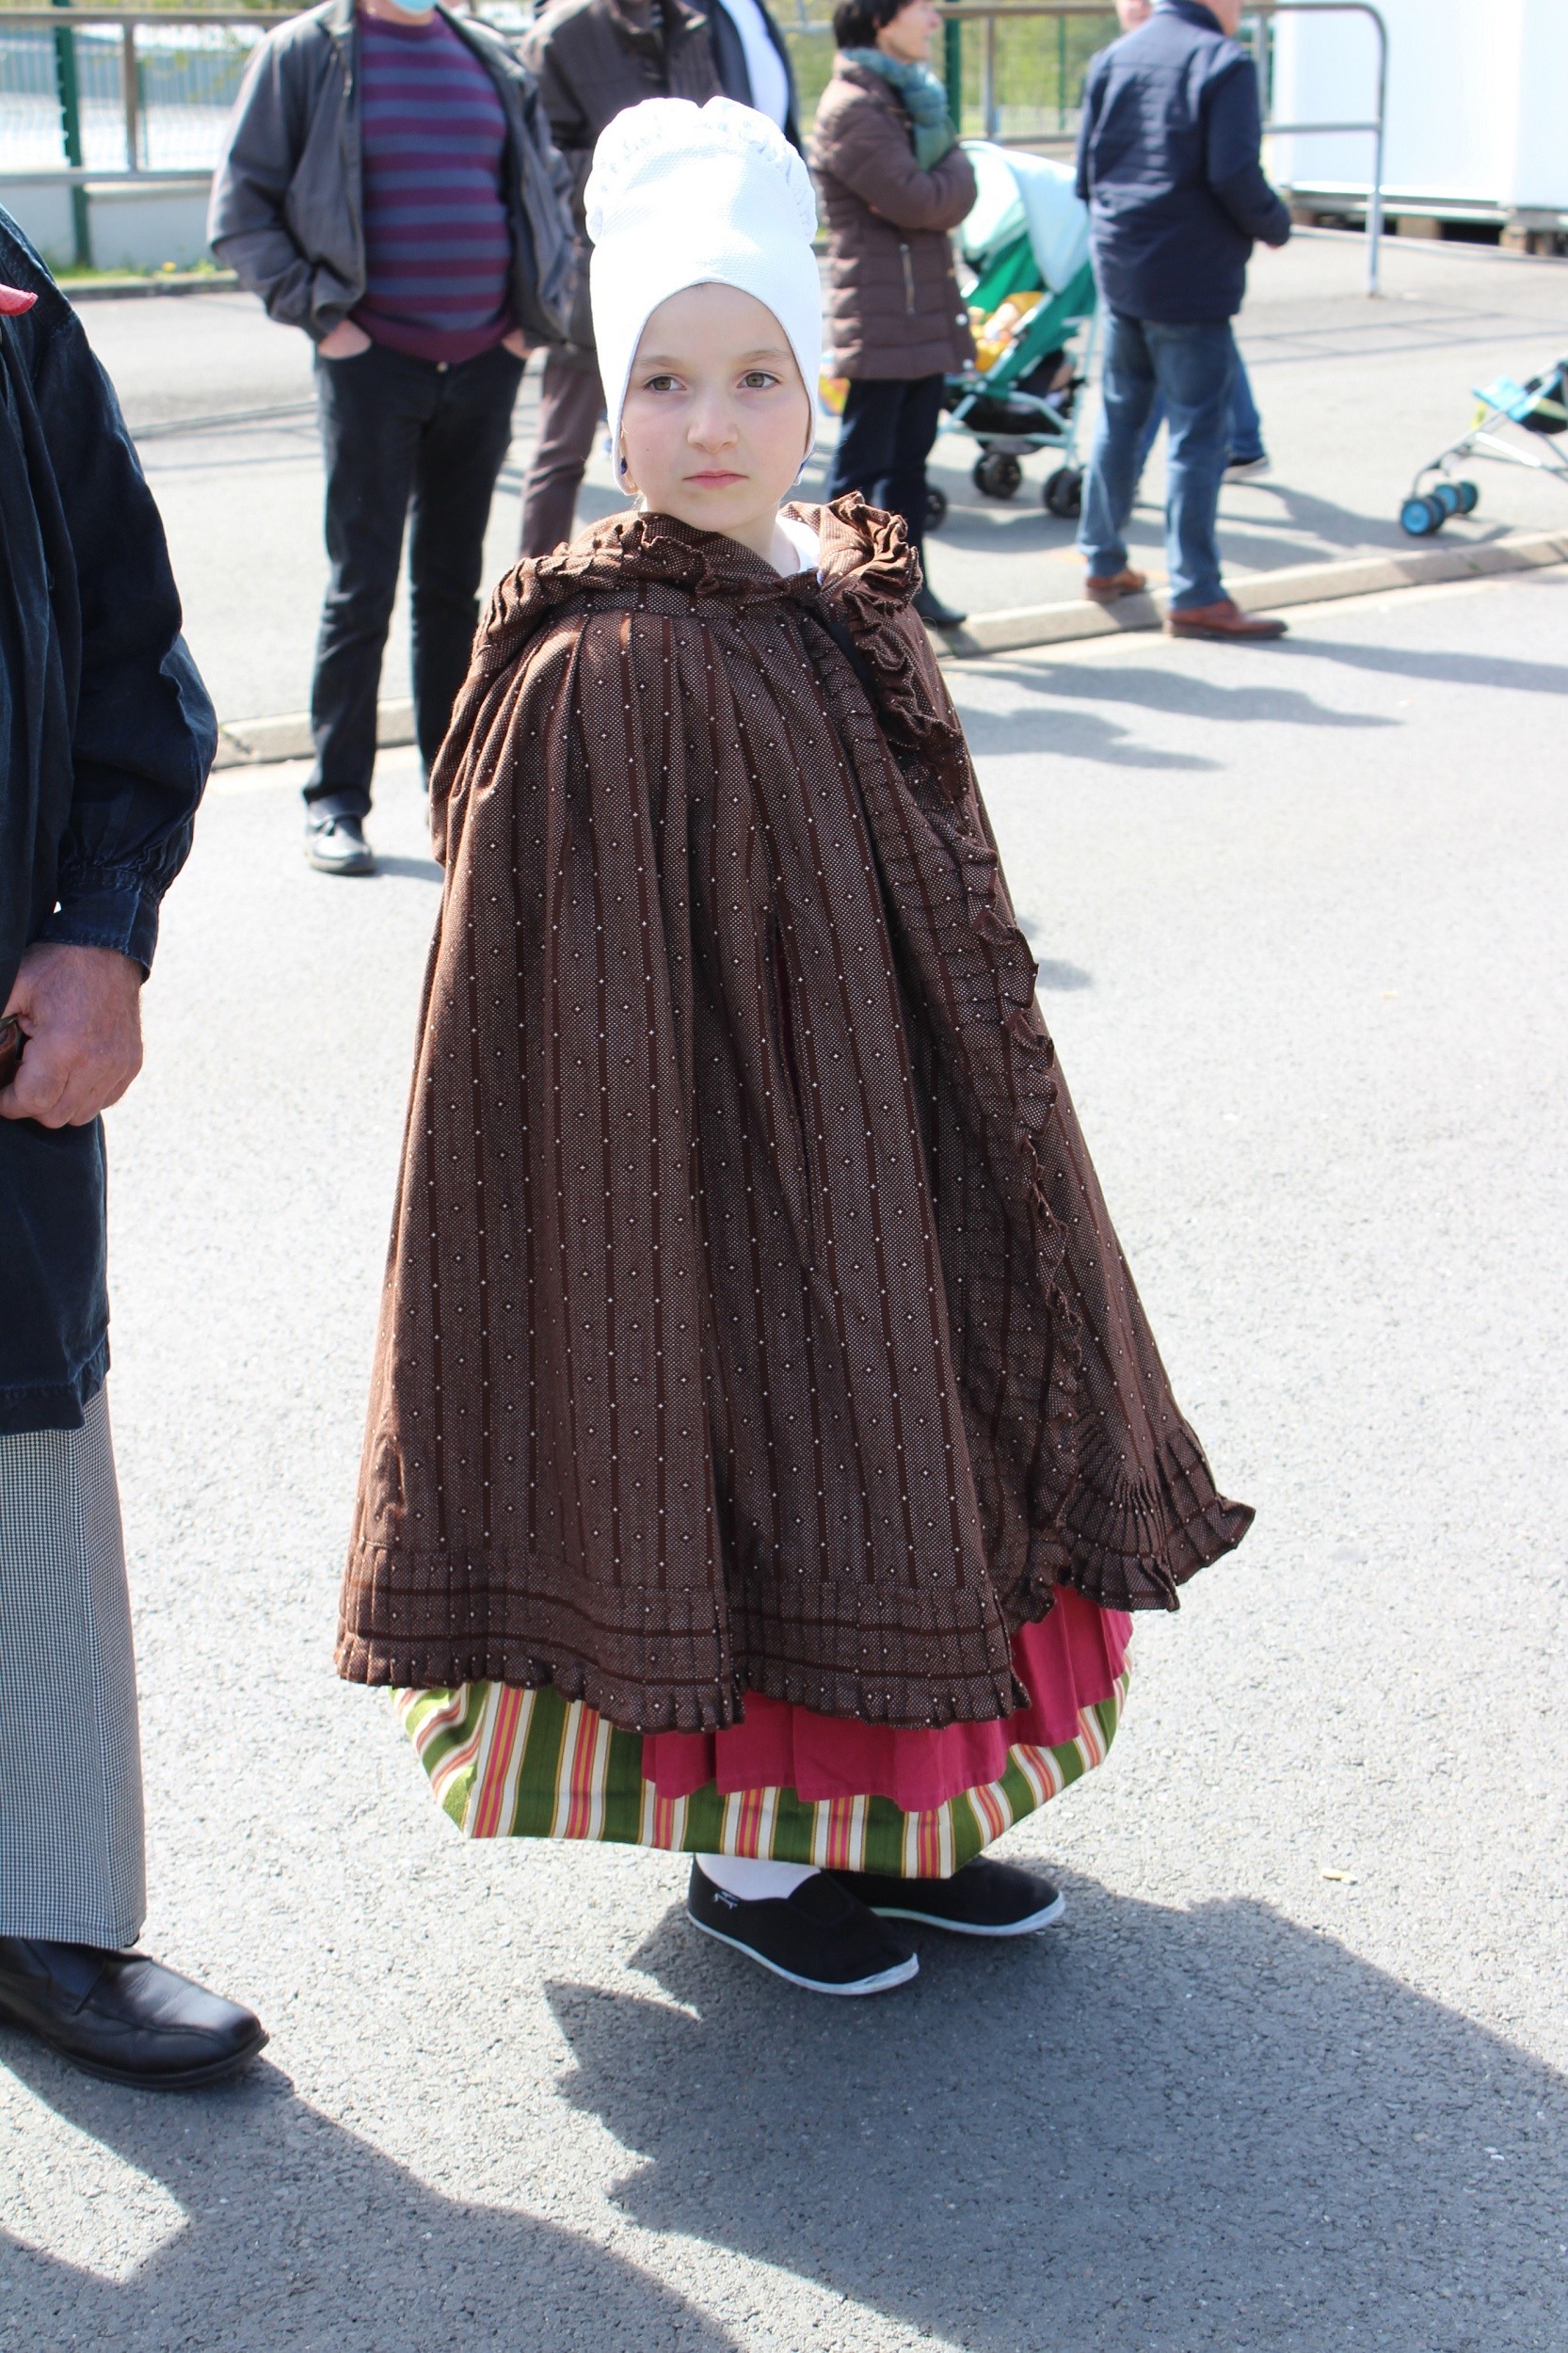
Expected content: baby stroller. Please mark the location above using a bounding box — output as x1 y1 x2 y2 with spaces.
1399 356 1568 536
931 142 1097 526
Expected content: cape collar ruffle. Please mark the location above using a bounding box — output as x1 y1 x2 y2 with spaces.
474 493 972 801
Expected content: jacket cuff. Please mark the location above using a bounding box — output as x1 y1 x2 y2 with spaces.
40 871 161 976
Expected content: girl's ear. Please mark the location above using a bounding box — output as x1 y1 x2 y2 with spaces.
617 439 639 495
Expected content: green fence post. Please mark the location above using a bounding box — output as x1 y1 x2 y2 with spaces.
943 13 964 136
52 0 91 270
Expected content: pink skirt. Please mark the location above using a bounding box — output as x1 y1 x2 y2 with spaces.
643 1586 1131 1814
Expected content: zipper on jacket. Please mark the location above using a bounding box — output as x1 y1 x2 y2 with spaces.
899 241 915 313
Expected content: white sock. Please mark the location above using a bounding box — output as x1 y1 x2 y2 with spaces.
696 1854 820 1902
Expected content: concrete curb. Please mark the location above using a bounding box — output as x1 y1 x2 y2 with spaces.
67 270 239 303
210 530 1568 766
935 528 1568 659
214 700 415 771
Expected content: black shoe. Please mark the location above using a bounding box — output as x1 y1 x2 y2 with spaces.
0 1938 267 2089
685 1864 919 1995
304 811 375 875
913 584 968 631
828 1858 1065 1938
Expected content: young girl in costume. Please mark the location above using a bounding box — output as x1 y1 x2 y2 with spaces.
338 99 1250 1995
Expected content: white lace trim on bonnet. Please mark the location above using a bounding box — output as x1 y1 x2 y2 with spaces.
585 96 823 472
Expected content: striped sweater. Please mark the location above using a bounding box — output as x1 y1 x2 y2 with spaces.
351 10 514 364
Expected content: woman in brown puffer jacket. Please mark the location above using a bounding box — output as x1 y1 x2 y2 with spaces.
811 0 975 627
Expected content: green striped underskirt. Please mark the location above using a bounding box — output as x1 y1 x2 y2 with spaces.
396 1668 1128 1881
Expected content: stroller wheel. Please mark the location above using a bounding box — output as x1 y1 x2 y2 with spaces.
973 450 1023 500
1400 493 1445 537
1455 478 1480 513
1043 466 1083 519
1432 481 1463 517
924 483 949 531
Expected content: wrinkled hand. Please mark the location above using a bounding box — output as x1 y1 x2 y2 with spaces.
0 943 144 1128
319 318 372 360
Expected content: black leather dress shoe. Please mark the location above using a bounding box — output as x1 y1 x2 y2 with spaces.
913 583 968 631
304 811 376 875
0 1938 267 2089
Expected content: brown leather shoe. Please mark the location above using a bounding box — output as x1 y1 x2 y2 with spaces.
1083 568 1149 602
1166 599 1288 641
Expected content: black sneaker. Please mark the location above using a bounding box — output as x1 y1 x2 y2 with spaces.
685 1863 919 1995
304 811 376 875
828 1858 1064 1938
913 583 968 632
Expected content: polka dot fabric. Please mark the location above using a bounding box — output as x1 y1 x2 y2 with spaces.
336 498 1251 1731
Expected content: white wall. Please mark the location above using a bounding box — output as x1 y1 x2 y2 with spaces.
1 179 213 274
1270 0 1568 212
1511 0 1568 207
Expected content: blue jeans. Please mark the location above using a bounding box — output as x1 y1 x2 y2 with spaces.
1136 352 1264 473
1078 312 1238 611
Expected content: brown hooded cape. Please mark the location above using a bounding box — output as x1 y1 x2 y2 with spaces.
337 499 1250 1731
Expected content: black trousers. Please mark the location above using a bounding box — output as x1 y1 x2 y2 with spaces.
308 338 524 817
824 372 945 552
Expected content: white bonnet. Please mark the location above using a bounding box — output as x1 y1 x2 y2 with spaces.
585 97 822 468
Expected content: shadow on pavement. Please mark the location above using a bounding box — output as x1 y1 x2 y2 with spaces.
1299 634 1568 701
548 1884 1565 2353
1034 957 1094 993
370 853 443 885
0 2043 740 2353
956 659 1394 772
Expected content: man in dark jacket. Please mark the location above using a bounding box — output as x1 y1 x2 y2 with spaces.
708 0 800 149
0 215 265 2088
515 0 722 561
1075 0 1291 641
210 0 575 875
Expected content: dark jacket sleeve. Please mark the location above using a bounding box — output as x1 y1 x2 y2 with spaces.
1204 52 1290 247
33 300 214 972
765 0 802 153
518 18 596 213
1074 52 1103 202
814 85 975 235
208 33 332 338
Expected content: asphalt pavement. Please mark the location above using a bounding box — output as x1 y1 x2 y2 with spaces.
80 231 1568 726
1 564 1563 2352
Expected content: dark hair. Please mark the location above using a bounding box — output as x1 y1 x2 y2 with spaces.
833 0 906 49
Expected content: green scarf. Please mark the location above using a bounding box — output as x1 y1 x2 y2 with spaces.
841 46 958 169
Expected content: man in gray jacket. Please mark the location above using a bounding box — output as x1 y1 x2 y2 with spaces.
210 0 573 875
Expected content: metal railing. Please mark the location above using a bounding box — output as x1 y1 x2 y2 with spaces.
1 1 1387 289
0 9 293 185
1248 2 1388 294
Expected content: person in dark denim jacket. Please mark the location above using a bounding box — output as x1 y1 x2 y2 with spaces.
0 214 266 2088
1074 0 1291 641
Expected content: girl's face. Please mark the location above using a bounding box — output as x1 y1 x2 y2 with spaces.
875 0 942 66
619 282 812 564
